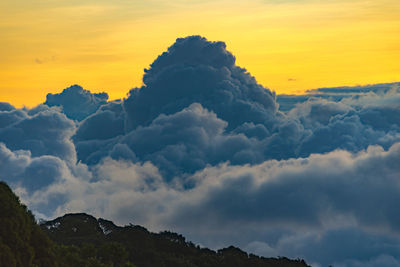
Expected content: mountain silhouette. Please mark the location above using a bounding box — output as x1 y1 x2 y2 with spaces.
0 181 309 267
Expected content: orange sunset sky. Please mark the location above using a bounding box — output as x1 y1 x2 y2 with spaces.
1 0 399 107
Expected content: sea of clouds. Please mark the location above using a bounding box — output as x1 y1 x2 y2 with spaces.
1 36 400 267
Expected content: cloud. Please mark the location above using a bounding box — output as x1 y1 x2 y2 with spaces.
27 141 400 267
45 84 109 121
0 108 27 128
72 36 290 172
121 103 264 178
308 82 399 95
124 35 277 132
160 143 400 233
0 102 16 112
69 37 400 175
74 100 125 142
245 229 400 267
339 254 400 267
278 82 400 112
75 103 267 179
0 106 76 162
0 142 90 215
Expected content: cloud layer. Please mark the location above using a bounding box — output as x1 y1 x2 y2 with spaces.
1 36 400 267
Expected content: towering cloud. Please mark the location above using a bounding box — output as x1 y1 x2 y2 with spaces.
124 36 278 131
1 36 400 267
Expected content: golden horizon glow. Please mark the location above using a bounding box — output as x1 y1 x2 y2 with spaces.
1 0 399 107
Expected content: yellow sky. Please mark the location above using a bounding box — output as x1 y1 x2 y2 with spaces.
1 0 399 107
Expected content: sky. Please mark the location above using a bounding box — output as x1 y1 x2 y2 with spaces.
1 0 400 107
1 35 400 266
1 1 400 266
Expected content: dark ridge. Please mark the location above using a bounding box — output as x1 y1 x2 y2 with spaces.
0 180 309 267
42 213 310 267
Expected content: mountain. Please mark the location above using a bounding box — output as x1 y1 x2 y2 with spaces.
0 181 56 267
41 213 310 267
0 180 309 267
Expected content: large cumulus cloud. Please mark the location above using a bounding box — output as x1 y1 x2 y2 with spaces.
124 36 278 132
1 35 400 266
73 36 295 170
71 36 400 175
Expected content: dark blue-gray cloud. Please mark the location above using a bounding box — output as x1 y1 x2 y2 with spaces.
124 36 278 132
0 106 76 162
1 36 400 267
45 84 108 121
0 102 16 112
74 100 125 141
287 90 400 156
76 103 267 178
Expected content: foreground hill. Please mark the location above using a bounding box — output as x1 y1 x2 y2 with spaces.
0 181 309 267
0 181 56 267
41 213 309 267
